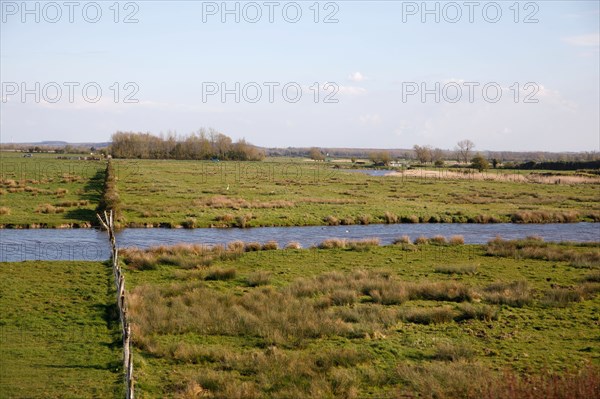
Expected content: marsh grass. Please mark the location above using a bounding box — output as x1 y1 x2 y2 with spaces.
486 237 600 268
396 362 600 399
449 235 465 245
121 243 242 270
205 267 236 281
482 280 532 307
246 271 272 287
434 265 478 275
123 242 600 398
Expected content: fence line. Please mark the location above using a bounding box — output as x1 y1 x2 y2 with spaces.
98 210 134 399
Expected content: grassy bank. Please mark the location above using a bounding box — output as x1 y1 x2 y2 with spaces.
114 158 599 228
0 152 104 228
0 261 122 398
122 238 600 398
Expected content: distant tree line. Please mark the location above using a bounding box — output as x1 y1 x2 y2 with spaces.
110 130 265 161
511 160 600 171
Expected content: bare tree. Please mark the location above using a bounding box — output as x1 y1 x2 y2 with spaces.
413 145 432 164
431 148 444 165
309 147 325 161
456 139 475 163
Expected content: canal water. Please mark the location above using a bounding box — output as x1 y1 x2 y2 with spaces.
1 223 598 262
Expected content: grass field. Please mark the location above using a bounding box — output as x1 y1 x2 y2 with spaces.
0 152 104 227
111 158 600 228
0 261 122 398
122 237 600 398
1 154 599 228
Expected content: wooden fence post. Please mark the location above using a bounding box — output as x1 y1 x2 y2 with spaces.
97 210 134 399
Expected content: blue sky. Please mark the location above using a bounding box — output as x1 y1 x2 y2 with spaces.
1 0 598 151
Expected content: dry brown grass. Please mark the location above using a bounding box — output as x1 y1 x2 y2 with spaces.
318 238 347 249
396 361 600 399
482 280 532 307
205 267 236 281
197 196 294 210
449 235 465 245
262 240 279 250
383 211 398 224
285 241 302 249
357 214 372 225
486 237 600 268
121 244 242 270
414 236 429 245
235 213 253 228
430 235 448 245
244 242 262 252
181 217 197 229
246 271 271 287
0 206 10 215
393 235 411 245
511 210 580 223
323 215 340 225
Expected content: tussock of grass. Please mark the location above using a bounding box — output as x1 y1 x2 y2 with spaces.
317 238 380 250
244 242 262 252
393 235 411 245
235 213 253 228
434 265 478 275
121 244 242 270
323 215 340 225
401 215 420 223
542 288 582 307
318 238 347 249
357 214 372 225
205 267 236 281
246 271 271 287
0 206 10 215
449 235 465 245
285 241 302 249
511 210 580 223
347 238 380 251
482 280 532 307
433 342 475 361
430 235 448 245
582 271 600 283
227 240 245 253
414 236 429 245
181 217 197 229
261 240 279 250
383 211 399 224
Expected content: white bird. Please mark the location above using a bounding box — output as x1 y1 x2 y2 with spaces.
226 184 229 191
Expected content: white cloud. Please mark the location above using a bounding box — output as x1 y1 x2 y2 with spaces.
337 85 367 96
359 114 381 125
562 33 600 47
348 72 366 82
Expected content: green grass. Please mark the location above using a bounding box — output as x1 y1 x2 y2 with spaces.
112 158 600 228
122 241 600 398
0 152 105 227
0 261 122 398
2 154 599 228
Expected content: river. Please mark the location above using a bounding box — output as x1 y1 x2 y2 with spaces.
1 223 598 262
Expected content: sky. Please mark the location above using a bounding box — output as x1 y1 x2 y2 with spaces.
0 0 599 151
